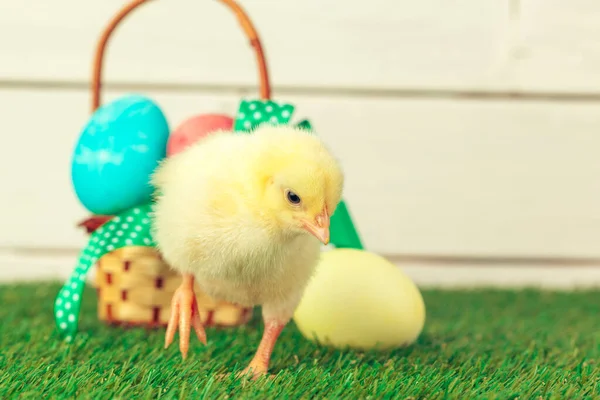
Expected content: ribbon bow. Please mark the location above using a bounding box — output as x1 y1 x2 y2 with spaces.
54 203 155 341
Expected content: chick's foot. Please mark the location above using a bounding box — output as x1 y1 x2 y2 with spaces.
164 273 207 359
238 319 285 380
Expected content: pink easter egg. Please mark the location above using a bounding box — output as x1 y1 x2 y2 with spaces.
167 113 234 156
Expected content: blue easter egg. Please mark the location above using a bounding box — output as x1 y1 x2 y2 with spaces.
71 95 169 215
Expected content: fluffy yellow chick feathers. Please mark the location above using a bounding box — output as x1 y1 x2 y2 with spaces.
150 125 344 312
150 124 345 377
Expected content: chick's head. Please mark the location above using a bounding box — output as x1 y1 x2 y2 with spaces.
253 126 344 245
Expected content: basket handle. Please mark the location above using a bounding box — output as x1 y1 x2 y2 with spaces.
90 0 271 113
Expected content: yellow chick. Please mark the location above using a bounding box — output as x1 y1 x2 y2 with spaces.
150 124 344 378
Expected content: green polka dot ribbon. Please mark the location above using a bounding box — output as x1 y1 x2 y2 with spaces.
54 203 155 341
295 119 313 131
233 99 295 132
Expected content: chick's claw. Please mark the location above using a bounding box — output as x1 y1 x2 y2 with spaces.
237 364 270 381
164 275 207 359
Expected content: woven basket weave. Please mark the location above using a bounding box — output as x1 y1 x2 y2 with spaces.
93 246 252 327
79 0 272 329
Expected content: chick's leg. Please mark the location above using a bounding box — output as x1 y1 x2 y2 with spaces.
241 318 286 379
240 301 298 380
165 273 207 359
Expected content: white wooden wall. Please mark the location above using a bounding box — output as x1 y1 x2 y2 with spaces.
2 0 600 286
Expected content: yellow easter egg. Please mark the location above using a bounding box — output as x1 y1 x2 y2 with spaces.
293 249 426 350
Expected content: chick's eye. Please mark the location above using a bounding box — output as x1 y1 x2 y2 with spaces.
286 190 301 205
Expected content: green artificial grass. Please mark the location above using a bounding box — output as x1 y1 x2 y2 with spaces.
0 283 598 399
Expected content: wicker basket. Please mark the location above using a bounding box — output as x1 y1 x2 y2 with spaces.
93 246 252 327
79 0 273 329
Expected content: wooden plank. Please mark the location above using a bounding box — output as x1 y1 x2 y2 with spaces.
6 1 600 94
2 250 600 288
0 0 509 91
2 88 600 258
509 0 600 93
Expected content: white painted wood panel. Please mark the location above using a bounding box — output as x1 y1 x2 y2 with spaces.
0 0 510 91
510 0 600 93
2 88 600 257
5 1 600 93
4 249 600 289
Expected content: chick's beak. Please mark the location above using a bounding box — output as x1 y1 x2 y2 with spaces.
302 207 330 245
